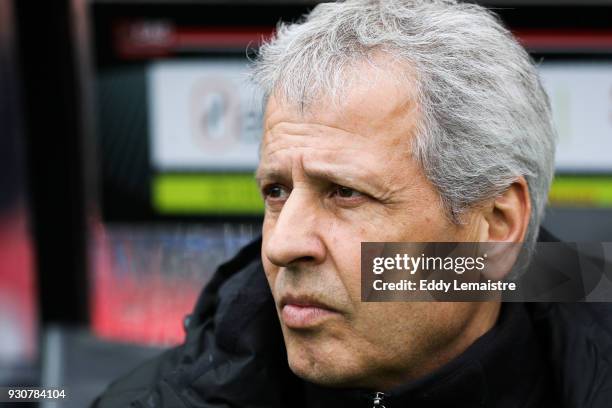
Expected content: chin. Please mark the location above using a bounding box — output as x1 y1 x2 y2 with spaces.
288 360 355 388
285 341 365 388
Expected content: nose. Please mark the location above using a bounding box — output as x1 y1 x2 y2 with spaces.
263 189 326 267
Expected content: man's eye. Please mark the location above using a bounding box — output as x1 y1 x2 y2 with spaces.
262 184 289 200
333 186 364 199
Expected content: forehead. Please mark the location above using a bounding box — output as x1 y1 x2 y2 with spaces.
256 56 423 191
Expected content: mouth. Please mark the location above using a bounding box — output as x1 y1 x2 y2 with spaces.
279 294 341 329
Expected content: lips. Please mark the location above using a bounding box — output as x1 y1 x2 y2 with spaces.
279 295 340 329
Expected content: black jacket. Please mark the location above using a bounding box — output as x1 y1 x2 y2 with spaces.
93 231 612 407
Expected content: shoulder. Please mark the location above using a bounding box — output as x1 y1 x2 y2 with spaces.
93 237 296 408
527 302 612 408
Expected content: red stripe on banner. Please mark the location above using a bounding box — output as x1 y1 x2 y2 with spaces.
113 20 274 59
514 29 612 50
174 27 274 48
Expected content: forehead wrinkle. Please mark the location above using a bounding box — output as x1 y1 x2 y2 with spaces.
259 128 412 194
301 157 379 190
264 119 368 142
257 145 341 183
255 145 318 185
261 135 372 173
261 120 373 161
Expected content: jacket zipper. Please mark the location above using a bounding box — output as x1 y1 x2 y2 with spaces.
371 391 387 408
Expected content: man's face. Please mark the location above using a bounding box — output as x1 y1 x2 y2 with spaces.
257 63 497 390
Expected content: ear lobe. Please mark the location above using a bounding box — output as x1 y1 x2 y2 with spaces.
484 176 531 243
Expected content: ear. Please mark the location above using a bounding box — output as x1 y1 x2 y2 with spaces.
480 176 531 243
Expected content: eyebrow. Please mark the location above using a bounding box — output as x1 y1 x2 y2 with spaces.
255 161 387 198
254 167 289 187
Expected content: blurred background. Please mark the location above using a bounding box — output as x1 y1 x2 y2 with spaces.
0 0 611 406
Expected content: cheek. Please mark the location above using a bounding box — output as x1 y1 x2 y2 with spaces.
261 216 278 285
261 254 279 295
261 213 275 239
324 222 368 303
352 302 477 363
404 302 480 356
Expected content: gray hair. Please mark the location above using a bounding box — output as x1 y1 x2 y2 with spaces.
250 0 557 250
